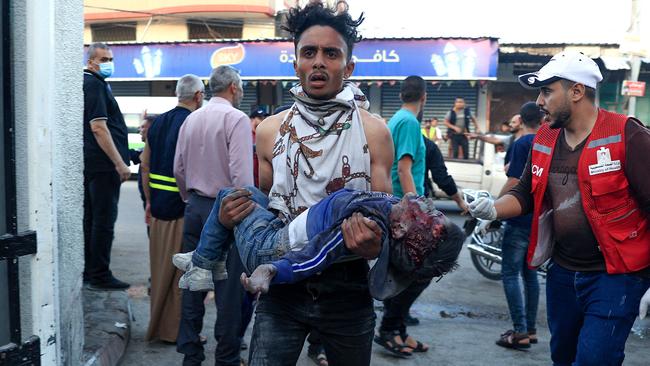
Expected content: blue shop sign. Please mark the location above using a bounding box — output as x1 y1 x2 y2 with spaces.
105 38 498 80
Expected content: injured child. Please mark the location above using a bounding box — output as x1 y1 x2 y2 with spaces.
173 186 464 300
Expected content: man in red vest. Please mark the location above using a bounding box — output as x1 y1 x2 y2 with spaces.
468 50 650 365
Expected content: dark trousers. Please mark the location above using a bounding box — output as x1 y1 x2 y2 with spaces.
177 193 212 365
307 331 323 354
546 261 650 366
83 170 121 283
450 134 469 159
249 260 375 366
177 192 254 366
213 244 254 366
380 279 431 337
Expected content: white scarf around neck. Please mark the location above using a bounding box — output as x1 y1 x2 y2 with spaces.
268 82 372 219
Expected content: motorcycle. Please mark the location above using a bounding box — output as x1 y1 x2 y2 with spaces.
462 189 504 280
462 189 547 281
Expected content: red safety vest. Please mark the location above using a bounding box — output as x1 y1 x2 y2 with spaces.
527 109 649 274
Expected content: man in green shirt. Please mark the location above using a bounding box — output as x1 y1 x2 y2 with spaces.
376 75 430 358
388 76 427 198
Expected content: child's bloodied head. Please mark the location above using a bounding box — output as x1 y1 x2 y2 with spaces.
388 193 447 268
369 194 465 300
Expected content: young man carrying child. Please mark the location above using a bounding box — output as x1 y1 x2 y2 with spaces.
174 186 464 300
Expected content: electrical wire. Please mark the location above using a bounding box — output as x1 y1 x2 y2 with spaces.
84 5 286 27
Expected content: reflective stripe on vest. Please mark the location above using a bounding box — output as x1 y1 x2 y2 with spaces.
149 173 179 192
149 173 176 183
532 143 552 155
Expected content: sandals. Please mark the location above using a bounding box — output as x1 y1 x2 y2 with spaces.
496 330 531 350
373 330 413 358
528 331 538 344
401 333 429 353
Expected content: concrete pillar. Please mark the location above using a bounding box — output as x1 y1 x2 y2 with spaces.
476 82 489 132
628 56 642 117
12 0 84 364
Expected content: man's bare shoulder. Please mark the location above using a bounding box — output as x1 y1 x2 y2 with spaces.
359 109 390 138
256 110 287 139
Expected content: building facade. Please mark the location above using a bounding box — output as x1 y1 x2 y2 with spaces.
1 0 85 365
83 0 279 43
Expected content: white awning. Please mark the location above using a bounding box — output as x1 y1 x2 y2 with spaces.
600 56 631 70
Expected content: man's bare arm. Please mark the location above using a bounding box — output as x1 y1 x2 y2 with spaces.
255 112 285 195
140 142 152 224
361 109 393 194
467 133 506 146
339 111 395 260
90 119 130 181
495 194 524 219
498 177 519 198
397 156 416 195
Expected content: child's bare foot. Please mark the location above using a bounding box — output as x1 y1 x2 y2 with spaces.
240 264 277 294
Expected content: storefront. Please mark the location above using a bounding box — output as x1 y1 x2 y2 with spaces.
104 38 498 81
100 37 498 159
493 45 650 129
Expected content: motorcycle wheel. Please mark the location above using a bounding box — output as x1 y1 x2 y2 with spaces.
469 223 504 281
470 252 502 281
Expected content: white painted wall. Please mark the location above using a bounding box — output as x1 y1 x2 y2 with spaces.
11 0 84 364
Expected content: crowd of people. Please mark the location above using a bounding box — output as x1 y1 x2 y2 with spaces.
82 1 650 366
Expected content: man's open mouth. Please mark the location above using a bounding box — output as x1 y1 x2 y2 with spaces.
309 73 328 83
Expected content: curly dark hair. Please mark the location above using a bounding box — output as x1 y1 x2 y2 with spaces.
282 1 364 61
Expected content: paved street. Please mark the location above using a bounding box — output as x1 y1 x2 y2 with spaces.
111 181 650 365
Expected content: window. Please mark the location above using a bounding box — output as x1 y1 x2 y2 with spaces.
91 22 137 42
187 19 243 40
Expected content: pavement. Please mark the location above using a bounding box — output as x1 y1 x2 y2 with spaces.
81 288 131 366
89 181 650 366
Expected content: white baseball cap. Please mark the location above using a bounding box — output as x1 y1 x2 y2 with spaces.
518 50 603 89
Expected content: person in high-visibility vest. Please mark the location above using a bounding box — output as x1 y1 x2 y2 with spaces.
140 74 205 343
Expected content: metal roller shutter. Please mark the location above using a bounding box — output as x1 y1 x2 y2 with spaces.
202 84 257 114
380 83 402 120
423 81 478 123
109 81 152 96
281 83 296 107
425 81 479 159
381 81 479 159
237 84 258 115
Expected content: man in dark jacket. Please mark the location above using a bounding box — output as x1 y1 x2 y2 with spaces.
422 135 467 212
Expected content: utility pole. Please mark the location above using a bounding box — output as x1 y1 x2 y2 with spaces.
623 0 643 116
